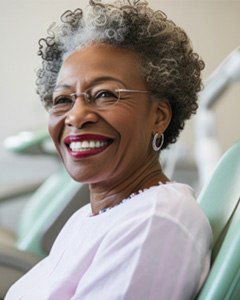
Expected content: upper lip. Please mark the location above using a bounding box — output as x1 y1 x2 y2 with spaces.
64 134 114 145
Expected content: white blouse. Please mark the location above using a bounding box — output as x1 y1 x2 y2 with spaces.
6 182 212 300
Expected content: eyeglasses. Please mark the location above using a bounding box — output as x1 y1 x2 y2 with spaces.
49 83 149 114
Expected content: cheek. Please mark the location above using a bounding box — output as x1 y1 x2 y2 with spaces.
107 108 151 150
48 115 65 148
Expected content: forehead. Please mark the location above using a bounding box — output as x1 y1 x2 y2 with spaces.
57 44 146 88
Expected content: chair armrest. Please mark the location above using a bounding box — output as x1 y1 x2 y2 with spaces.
0 181 42 203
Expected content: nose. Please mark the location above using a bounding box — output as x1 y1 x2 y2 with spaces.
64 98 99 129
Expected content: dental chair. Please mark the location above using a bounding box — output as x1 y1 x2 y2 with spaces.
196 139 240 299
0 129 90 298
1 133 240 299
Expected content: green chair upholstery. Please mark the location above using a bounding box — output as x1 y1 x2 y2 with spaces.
197 139 240 300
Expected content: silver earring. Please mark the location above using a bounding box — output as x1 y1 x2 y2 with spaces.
152 133 164 151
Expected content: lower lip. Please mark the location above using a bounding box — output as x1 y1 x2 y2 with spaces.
66 144 110 159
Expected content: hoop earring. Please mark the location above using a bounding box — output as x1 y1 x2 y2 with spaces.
152 133 164 151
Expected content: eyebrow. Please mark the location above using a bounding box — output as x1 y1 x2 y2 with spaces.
53 76 126 92
53 84 72 92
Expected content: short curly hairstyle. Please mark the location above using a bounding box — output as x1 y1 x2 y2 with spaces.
36 0 204 149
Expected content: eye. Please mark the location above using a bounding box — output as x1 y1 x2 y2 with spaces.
96 89 118 98
53 95 73 106
93 89 119 105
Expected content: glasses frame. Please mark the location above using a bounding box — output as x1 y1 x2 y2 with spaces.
49 87 150 114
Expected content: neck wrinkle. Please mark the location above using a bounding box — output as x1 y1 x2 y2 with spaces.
89 157 169 214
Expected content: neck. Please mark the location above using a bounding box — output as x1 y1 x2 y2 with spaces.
89 159 169 215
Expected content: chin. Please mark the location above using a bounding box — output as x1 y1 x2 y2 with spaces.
63 165 99 184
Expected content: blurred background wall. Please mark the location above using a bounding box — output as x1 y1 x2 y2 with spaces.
0 0 240 190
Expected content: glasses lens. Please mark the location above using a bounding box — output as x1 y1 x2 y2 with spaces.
50 95 74 114
49 83 122 114
90 83 120 107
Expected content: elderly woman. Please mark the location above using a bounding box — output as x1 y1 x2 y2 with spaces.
6 0 212 299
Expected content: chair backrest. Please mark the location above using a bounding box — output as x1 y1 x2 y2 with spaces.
197 199 240 300
196 139 240 299
197 139 240 258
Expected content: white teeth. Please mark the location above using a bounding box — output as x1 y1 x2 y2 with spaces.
82 141 89 148
69 140 108 151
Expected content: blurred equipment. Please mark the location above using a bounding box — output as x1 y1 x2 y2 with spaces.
195 47 240 189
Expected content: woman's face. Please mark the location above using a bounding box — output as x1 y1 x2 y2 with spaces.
48 44 170 185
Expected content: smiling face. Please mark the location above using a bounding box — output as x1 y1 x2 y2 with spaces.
48 43 171 189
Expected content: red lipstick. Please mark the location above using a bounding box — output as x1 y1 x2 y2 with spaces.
64 134 113 159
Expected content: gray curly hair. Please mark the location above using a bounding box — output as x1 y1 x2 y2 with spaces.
36 0 204 149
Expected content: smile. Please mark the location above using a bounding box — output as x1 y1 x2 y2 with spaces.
69 140 109 152
64 134 113 158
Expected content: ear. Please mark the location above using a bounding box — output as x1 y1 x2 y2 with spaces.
153 98 172 134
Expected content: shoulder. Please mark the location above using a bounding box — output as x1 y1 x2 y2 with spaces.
110 182 212 254
121 182 205 226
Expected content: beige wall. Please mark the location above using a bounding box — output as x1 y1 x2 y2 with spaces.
0 0 240 159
